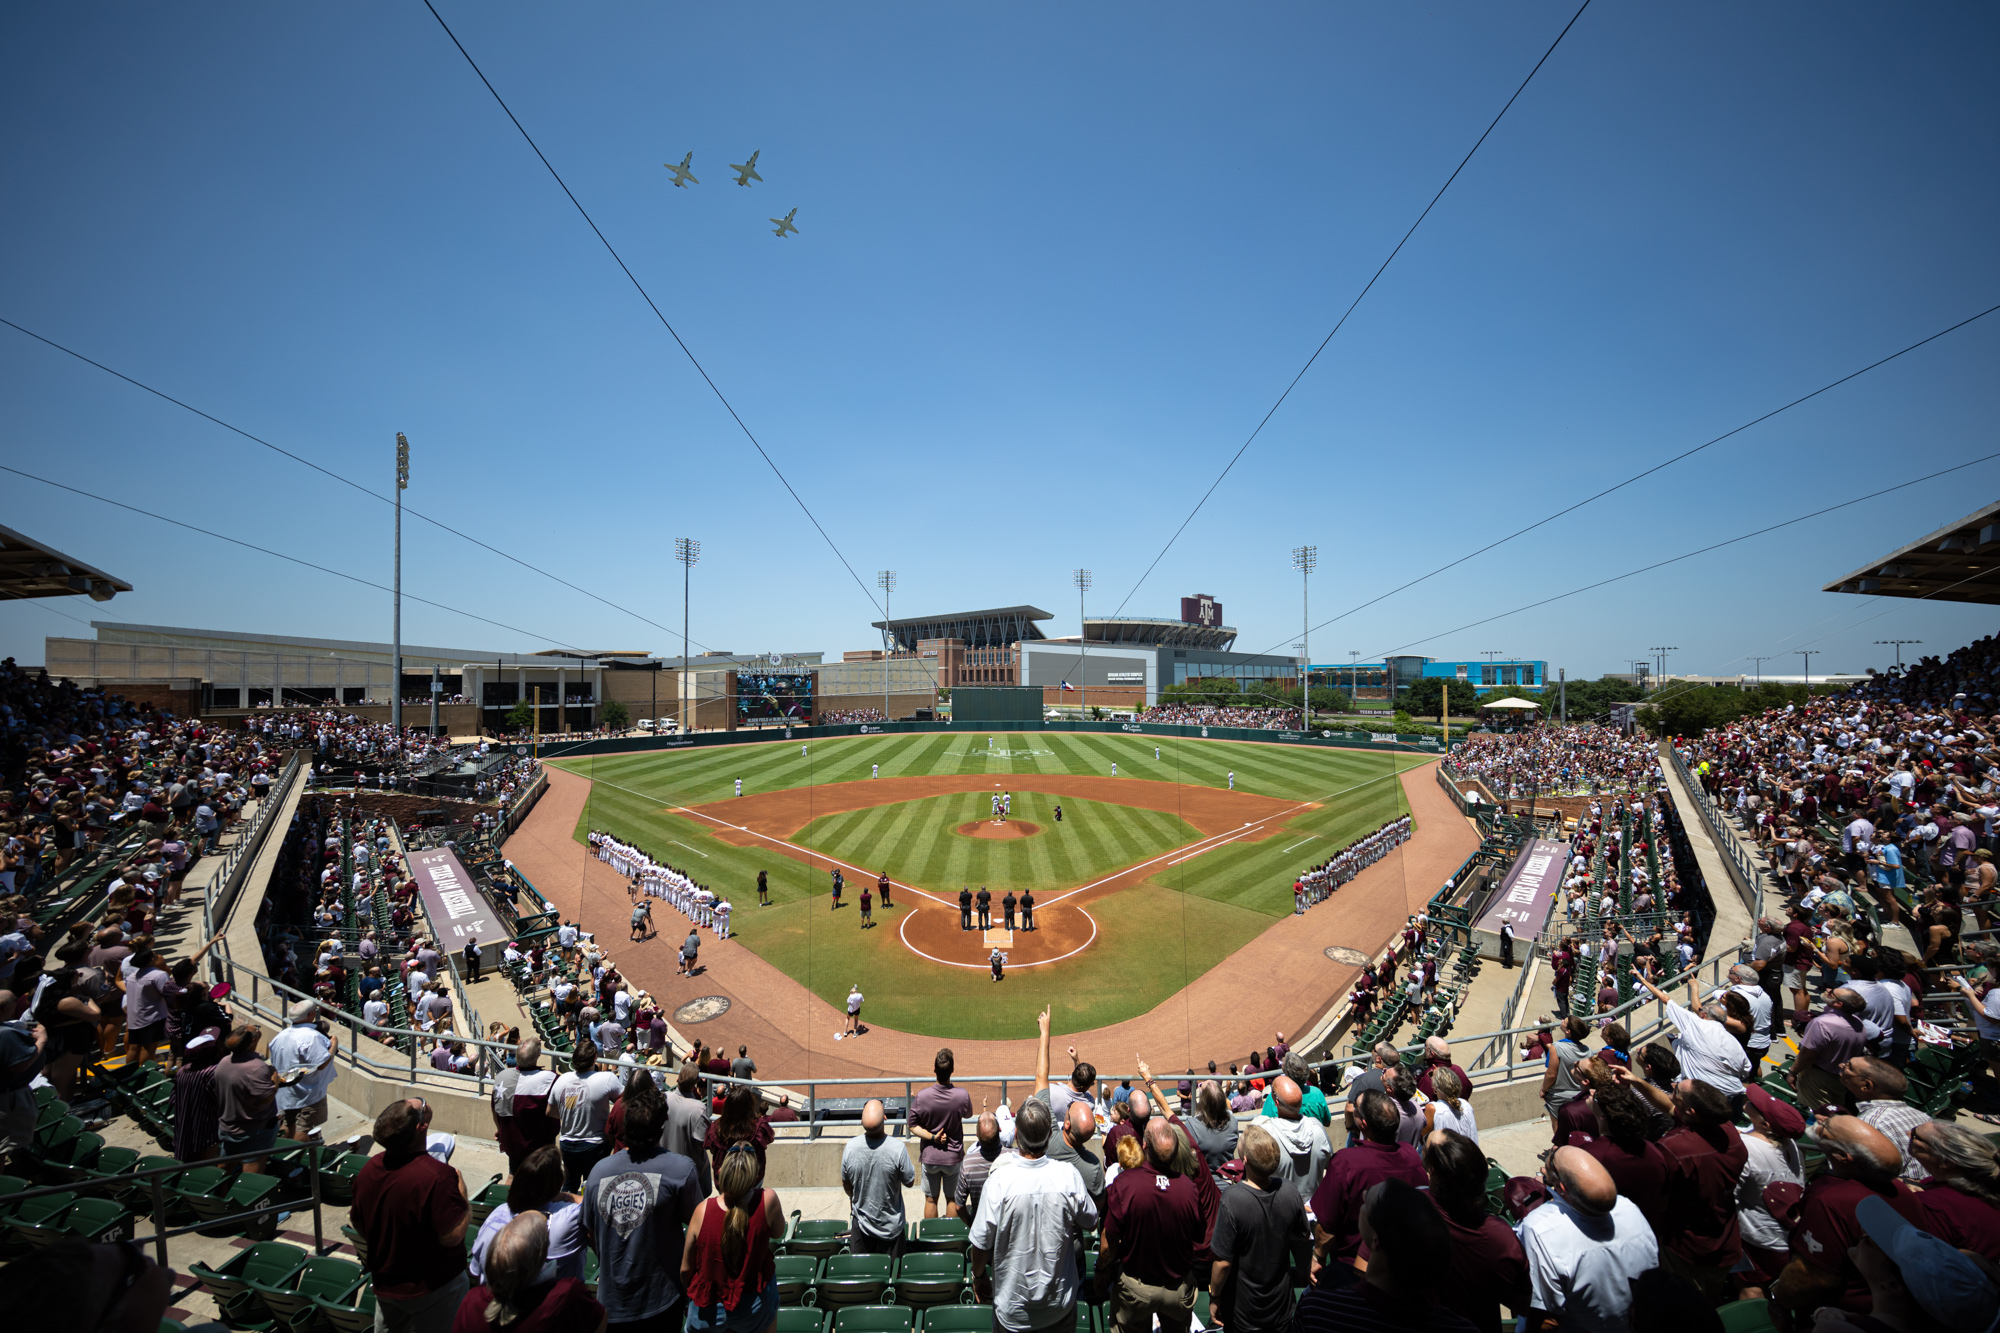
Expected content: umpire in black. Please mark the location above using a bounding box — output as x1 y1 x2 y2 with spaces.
1020 890 1035 931
1002 891 1017 930
959 886 973 931
976 886 992 929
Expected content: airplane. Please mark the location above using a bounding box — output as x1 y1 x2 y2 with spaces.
770 208 798 238
730 151 762 186
663 152 698 188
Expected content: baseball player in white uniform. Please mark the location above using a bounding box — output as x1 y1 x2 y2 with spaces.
1228 771 1235 790
735 778 742 796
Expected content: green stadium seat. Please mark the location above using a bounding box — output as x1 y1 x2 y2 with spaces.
339 1224 370 1268
892 1252 968 1308
189 1241 309 1307
816 1253 893 1309
251 1255 366 1325
61 1196 133 1244
218 1288 279 1332
0 1174 26 1200
84 1144 142 1184
910 1218 970 1252
5 1190 78 1248
123 1156 187 1213
832 1309 914 1333
45 1129 104 1175
315 1152 368 1206
1717 1299 1780 1333
192 1171 285 1235
467 1174 507 1232
775 1310 828 1333
774 1254 821 1305
919 1308 995 1333
786 1216 850 1259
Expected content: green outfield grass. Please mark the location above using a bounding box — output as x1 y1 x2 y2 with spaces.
551 731 1429 1036
794 791 1198 895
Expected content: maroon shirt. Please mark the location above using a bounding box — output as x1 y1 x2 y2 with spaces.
1893 1182 2000 1264
1791 1175 1912 1312
1103 1164 1204 1287
450 1279 601 1333
1433 1203 1529 1333
351 1148 470 1299
1576 1137 1669 1220
1658 1123 1747 1267
1308 1139 1428 1264
1414 1060 1470 1100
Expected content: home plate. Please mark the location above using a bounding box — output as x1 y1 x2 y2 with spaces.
982 926 1015 948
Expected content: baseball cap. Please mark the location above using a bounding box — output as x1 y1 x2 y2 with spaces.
1744 1085 1806 1138
1856 1195 2000 1333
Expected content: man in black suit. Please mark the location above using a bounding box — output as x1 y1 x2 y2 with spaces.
976 886 992 930
1002 891 1018 930
1020 890 1035 931
959 886 973 931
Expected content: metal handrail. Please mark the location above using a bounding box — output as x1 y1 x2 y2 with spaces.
4 1140 332 1265
203 749 307 944
1666 743 1769 923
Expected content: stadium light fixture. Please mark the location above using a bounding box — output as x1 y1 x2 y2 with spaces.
1649 645 1678 682
1874 639 1921 671
1749 655 1775 685
676 537 700 735
1074 569 1092 720
393 433 409 735
878 569 897 723
1292 545 1316 724
1799 649 1814 690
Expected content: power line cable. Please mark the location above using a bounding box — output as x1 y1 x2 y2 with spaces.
0 462 605 656
1359 448 2000 663
415 0 892 630
1105 0 1594 620
1253 299 2000 659
0 314 724 657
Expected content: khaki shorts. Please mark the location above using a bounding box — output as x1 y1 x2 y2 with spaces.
283 1099 329 1133
1782 967 1811 994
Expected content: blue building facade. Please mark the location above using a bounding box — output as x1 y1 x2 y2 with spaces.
1313 657 1547 699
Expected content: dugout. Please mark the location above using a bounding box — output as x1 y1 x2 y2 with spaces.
951 686 1042 723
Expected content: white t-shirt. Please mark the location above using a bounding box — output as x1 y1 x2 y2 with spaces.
1666 1002 1750 1096
847 990 864 1015
1519 1194 1661 1333
966 1154 1098 1333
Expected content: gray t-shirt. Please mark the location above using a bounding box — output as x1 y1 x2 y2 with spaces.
1031 1090 1106 1202
581 1147 702 1322
840 1130 916 1240
1211 1180 1310 1333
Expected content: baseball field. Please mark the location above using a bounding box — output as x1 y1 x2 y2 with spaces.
550 731 1428 1039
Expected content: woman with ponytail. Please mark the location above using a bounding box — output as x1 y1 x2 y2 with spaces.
453 1211 605 1333
681 1142 787 1333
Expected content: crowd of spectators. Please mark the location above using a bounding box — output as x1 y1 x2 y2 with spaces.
1137 703 1305 730
1449 723 1662 798
817 708 887 724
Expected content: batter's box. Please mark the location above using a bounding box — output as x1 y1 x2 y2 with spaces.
983 926 1015 948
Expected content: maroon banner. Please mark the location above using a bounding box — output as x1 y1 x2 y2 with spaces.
1180 594 1223 628
1473 838 1569 935
409 846 506 948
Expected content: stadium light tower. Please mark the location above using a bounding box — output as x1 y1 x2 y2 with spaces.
1349 649 1360 706
1799 649 1814 691
392 433 409 735
1875 639 1921 671
1292 545 1317 724
1650 646 1678 683
1749 655 1775 685
676 537 700 735
878 569 896 724
1073 568 1092 720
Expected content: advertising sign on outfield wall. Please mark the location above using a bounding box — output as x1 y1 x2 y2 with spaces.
410 846 506 946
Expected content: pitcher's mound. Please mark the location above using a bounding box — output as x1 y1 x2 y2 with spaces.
954 820 1042 841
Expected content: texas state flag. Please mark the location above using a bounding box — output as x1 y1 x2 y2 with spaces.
1059 680 1076 691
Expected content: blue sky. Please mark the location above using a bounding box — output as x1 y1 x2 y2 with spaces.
3 2 1997 681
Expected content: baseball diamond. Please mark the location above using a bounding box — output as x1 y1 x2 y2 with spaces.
535 729 1453 1040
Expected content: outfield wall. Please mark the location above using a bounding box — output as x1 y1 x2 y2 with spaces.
522 717 1457 760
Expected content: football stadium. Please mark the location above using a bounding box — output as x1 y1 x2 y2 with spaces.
5 7 1999 1331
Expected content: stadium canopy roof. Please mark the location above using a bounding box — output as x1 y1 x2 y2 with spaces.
873 605 1052 651
0 525 131 602
1481 696 1543 710
1823 500 2000 605
1083 616 1239 651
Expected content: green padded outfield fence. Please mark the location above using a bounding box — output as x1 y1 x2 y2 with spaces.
520 717 1457 760
948 686 1043 723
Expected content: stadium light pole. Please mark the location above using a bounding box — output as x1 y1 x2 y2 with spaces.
676 537 700 735
1875 639 1921 672
1799 649 1814 691
1650 646 1678 684
878 570 896 724
392 433 409 736
1349 650 1360 709
1074 568 1092 721
1749 655 1774 686
1292 545 1317 726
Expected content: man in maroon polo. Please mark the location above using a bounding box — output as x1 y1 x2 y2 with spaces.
1309 1089 1428 1273
1100 1117 1206 1333
1653 1079 1748 1300
351 1097 471 1333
